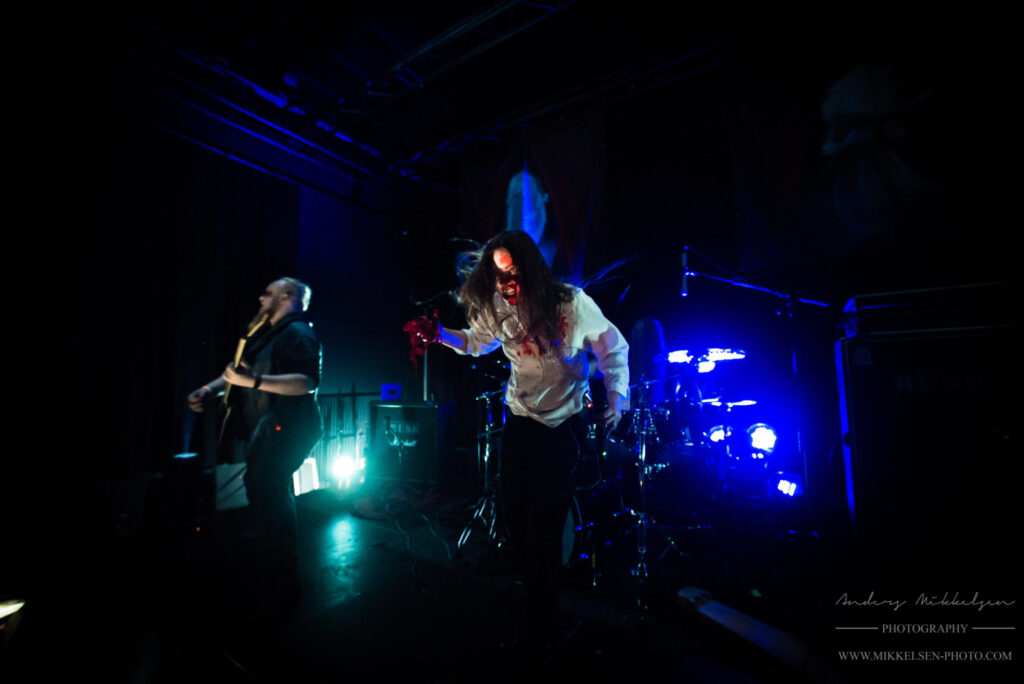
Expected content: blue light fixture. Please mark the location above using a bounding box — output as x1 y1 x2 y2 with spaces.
775 473 803 497
667 350 693 364
697 359 716 373
706 348 746 362
667 348 745 368
747 423 777 453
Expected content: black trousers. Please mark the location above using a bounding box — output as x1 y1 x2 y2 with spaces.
499 412 581 646
243 412 322 566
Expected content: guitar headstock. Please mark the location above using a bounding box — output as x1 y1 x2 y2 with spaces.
246 313 270 337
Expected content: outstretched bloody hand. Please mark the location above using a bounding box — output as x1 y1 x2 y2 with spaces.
402 310 440 368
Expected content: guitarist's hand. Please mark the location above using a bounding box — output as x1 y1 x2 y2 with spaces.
222 360 256 388
187 378 225 412
187 386 212 413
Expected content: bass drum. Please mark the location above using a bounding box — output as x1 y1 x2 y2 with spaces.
562 477 626 568
608 401 704 463
602 421 715 528
653 397 704 460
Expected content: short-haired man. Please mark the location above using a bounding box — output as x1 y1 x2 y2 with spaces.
188 277 323 594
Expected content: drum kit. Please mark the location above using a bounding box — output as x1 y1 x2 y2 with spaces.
459 346 770 599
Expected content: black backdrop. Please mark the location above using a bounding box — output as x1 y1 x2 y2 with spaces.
18 16 1013 589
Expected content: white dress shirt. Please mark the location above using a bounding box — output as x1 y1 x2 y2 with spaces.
454 287 630 428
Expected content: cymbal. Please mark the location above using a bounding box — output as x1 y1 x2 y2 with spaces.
701 397 757 409
628 374 684 390
475 388 505 400
663 348 747 364
707 348 746 361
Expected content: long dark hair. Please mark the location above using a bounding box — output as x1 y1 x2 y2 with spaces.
460 230 573 344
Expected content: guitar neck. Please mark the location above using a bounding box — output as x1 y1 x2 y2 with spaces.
222 313 269 406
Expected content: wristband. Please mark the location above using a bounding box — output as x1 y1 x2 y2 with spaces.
252 374 262 390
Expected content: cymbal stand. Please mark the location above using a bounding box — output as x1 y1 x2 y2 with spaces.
627 379 662 611
684 258 829 497
458 389 505 553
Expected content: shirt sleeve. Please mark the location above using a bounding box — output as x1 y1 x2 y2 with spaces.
576 290 630 400
274 324 322 386
455 316 502 357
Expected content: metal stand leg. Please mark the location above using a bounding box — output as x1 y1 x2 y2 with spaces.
458 390 505 554
625 379 688 612
626 385 659 611
458 479 502 551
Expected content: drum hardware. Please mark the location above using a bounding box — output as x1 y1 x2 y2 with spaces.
655 535 689 564
455 342 758 594
624 377 663 608
562 389 620 588
615 368 731 610
551 367 727 602
457 389 507 554
474 388 506 481
575 387 612 490
563 479 626 589
680 260 830 498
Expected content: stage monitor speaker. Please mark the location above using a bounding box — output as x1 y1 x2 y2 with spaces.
835 326 1014 573
367 401 455 484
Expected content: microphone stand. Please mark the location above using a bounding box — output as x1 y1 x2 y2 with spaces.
423 327 429 402
410 288 453 403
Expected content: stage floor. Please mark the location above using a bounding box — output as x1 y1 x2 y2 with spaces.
3 479 1017 682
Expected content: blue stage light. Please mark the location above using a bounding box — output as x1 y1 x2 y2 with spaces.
667 350 693 364
709 425 728 443
747 423 777 453
667 348 745 367
775 473 803 497
706 348 746 361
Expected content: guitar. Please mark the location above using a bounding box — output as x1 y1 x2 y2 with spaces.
218 313 269 445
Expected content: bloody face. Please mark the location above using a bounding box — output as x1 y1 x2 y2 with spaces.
493 247 519 305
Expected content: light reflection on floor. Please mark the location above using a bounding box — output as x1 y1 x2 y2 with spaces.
326 516 356 554
300 510 412 613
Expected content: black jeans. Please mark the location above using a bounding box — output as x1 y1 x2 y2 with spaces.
244 411 322 564
499 412 581 646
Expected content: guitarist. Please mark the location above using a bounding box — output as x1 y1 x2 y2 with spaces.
187 277 323 594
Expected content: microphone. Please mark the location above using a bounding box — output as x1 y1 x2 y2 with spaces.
681 249 688 298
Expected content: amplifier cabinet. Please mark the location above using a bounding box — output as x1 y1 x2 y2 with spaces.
835 327 1014 575
367 401 455 484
